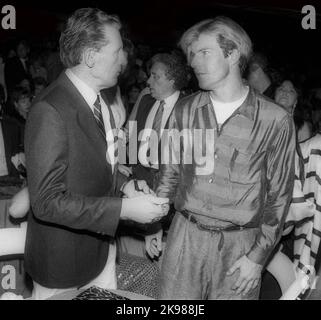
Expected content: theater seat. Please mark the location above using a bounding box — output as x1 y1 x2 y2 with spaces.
266 250 297 295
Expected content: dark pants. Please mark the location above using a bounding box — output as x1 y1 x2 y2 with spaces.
160 213 261 300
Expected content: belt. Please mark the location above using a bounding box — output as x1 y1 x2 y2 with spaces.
180 210 257 251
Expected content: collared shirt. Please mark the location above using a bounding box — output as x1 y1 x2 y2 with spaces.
139 90 180 169
156 87 296 265
65 69 116 172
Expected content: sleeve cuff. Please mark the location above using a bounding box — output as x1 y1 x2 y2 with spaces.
246 246 269 266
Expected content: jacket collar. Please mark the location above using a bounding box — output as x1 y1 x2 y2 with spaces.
195 86 256 121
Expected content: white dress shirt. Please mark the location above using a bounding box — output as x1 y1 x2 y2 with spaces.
0 123 9 176
139 90 180 169
65 69 117 172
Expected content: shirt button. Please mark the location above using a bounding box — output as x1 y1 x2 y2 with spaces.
214 153 218 159
209 178 213 183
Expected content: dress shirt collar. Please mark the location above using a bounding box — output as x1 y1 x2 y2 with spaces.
65 68 98 109
160 90 180 108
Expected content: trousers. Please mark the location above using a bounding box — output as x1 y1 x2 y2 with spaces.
160 213 261 300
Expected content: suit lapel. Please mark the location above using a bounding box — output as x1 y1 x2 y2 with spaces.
57 73 114 174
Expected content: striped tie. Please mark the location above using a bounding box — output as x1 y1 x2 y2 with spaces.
93 95 106 139
147 100 165 163
152 100 165 139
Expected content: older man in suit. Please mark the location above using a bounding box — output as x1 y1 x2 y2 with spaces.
24 8 168 299
129 53 189 189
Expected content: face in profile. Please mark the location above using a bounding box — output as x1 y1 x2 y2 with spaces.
91 25 126 89
275 80 298 113
147 62 175 100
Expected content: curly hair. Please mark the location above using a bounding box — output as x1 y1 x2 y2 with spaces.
151 53 189 90
59 8 121 68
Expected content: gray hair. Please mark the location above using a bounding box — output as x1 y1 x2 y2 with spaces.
59 8 121 68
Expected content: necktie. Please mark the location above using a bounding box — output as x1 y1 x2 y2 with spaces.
147 100 165 165
93 95 106 139
152 100 165 140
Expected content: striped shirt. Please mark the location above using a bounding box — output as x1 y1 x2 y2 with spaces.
286 133 321 277
157 87 296 265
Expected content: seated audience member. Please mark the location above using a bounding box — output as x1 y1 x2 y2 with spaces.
3 86 31 147
29 56 48 82
11 86 31 123
33 77 47 98
247 52 277 99
19 78 33 94
275 80 300 115
4 40 31 95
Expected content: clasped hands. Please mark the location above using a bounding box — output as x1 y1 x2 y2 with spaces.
120 179 169 224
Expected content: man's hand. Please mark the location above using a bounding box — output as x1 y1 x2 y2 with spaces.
227 255 263 296
122 179 155 198
121 194 169 224
145 229 163 259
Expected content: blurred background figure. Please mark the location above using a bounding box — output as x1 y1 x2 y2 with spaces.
29 55 48 83
275 80 299 115
4 40 31 96
33 77 47 99
0 84 24 180
247 52 277 99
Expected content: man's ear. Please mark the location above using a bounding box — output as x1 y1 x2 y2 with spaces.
228 49 241 67
83 48 96 68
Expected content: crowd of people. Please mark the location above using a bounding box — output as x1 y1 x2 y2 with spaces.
0 7 321 300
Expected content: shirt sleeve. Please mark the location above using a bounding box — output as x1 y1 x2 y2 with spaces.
156 110 181 202
247 115 296 265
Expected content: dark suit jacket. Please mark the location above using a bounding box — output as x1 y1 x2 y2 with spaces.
24 72 127 288
1 116 22 177
132 93 184 189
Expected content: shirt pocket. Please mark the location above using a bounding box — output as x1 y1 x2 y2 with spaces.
228 147 264 185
